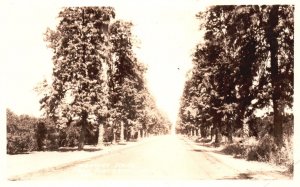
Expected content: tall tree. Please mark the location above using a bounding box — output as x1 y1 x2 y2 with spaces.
42 7 115 150
264 5 294 146
108 20 146 142
179 5 293 146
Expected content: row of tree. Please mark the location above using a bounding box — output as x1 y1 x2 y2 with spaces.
38 7 170 150
177 5 293 147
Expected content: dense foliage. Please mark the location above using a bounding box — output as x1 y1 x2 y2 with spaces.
7 109 59 154
37 7 170 150
107 20 147 141
7 7 171 154
178 5 293 147
41 7 116 150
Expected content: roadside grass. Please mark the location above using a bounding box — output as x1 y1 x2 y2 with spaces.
221 134 293 174
187 133 293 175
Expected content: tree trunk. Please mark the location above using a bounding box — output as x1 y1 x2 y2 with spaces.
126 128 130 141
214 127 220 144
120 121 124 143
236 107 245 130
267 5 283 147
112 127 116 144
137 129 140 140
141 129 144 138
78 9 87 151
78 125 85 150
227 122 233 144
78 111 88 150
97 124 104 147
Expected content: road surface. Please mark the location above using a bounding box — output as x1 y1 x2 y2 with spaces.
22 135 289 180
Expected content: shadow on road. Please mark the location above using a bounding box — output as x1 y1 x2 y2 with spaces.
58 147 102 152
191 148 227 156
221 172 253 179
195 138 212 144
221 170 292 180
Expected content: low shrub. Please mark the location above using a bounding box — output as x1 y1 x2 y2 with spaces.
246 134 293 167
222 143 247 157
269 135 293 167
7 133 37 154
222 133 293 174
7 109 60 154
249 134 277 162
58 126 81 147
43 125 60 150
7 110 38 154
103 127 114 142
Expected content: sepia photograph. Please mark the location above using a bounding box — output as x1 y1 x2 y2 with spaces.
1 0 297 185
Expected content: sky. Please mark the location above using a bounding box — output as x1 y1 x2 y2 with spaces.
114 1 206 124
1 0 208 125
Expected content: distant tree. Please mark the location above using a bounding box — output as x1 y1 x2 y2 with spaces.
140 89 171 135
107 20 149 141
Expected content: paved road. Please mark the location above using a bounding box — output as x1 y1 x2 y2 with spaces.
25 135 289 180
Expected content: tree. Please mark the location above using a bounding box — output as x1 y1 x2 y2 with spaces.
107 20 148 141
264 5 294 146
179 5 293 147
42 7 115 150
141 88 171 135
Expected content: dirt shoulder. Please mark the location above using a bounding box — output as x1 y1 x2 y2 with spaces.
182 135 292 179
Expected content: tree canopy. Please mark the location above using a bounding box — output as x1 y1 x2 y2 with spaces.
178 5 294 146
40 7 170 150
